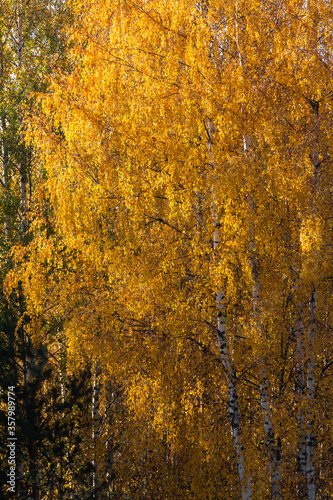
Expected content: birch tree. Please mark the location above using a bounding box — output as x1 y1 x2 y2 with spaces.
18 0 333 497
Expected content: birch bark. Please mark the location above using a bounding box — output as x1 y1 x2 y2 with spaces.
214 229 252 500
238 13 283 488
248 199 283 499
207 118 252 499
0 114 8 236
236 2 283 492
200 3 252 492
307 291 316 500
91 360 102 497
296 307 307 499
304 3 320 495
234 12 282 491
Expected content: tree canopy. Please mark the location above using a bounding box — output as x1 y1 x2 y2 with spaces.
2 0 333 498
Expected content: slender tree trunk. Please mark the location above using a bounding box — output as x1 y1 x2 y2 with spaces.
58 341 66 414
204 4 252 494
0 114 8 236
91 361 102 497
207 112 252 499
307 291 316 500
216 291 252 499
236 5 283 489
249 229 283 499
296 307 307 499
305 3 319 493
105 404 113 498
213 224 252 500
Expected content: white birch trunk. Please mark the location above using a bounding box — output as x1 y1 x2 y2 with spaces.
214 227 252 500
236 10 282 489
307 291 316 500
0 115 8 236
105 407 113 496
57 340 67 417
305 3 319 494
91 361 102 497
296 308 307 499
249 199 283 499
250 257 283 499
0 117 6 188
207 113 251 498
206 5 252 495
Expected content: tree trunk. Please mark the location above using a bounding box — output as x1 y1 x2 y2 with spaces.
237 3 283 486
307 291 316 500
250 242 283 499
207 110 252 498
0 114 8 236
214 226 252 500
91 361 102 497
296 307 307 499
